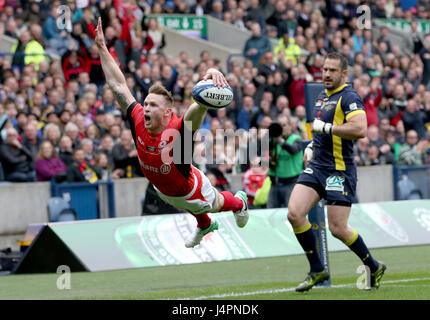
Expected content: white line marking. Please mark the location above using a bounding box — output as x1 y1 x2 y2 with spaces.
178 277 430 300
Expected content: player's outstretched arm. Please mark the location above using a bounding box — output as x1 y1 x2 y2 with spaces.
183 68 228 131
95 17 135 112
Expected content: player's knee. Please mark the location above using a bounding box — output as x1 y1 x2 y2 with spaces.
329 224 346 239
287 204 302 224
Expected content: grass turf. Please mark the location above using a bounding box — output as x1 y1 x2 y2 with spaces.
0 245 429 300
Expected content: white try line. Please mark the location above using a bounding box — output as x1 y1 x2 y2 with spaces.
178 277 430 300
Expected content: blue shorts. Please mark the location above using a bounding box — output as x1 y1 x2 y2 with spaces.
296 162 358 205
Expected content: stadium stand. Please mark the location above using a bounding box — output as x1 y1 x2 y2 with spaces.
0 0 429 230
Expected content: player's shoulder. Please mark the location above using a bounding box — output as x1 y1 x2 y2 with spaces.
341 85 363 103
127 101 142 118
168 113 184 130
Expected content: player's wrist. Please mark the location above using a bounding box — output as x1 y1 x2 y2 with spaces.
323 123 333 134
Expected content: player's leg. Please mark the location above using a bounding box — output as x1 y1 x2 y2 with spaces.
327 204 386 289
185 211 219 248
210 188 249 228
288 183 329 292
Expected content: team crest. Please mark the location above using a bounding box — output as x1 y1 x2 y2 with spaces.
325 175 345 192
160 163 171 174
158 141 167 149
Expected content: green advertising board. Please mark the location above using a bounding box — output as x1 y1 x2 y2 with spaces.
58 200 430 270
15 200 430 273
149 14 208 39
377 18 430 33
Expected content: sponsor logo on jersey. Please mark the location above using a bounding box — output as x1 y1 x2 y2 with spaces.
325 175 345 192
160 163 171 174
349 102 358 110
138 157 159 173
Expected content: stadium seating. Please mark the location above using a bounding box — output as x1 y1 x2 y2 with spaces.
47 197 77 222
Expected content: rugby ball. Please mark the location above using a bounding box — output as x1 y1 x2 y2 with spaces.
192 79 234 109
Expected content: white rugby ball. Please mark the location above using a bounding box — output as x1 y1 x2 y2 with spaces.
192 79 234 109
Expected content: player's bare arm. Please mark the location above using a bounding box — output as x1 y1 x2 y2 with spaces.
95 17 135 111
184 68 229 131
331 113 367 140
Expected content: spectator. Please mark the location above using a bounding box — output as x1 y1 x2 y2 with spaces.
66 148 100 183
267 115 302 208
257 51 285 80
81 138 95 166
210 0 224 20
146 17 165 54
97 134 115 167
112 129 142 178
402 99 430 139
244 0 264 27
64 122 81 149
205 144 232 192
12 29 46 71
274 31 301 66
386 129 402 163
0 127 35 182
366 144 382 166
398 130 429 166
43 123 62 149
363 77 383 127
237 96 258 131
22 121 44 164
410 21 424 55
35 140 67 182
58 135 74 167
419 39 430 88
242 156 267 207
354 137 371 166
93 151 123 181
243 22 272 67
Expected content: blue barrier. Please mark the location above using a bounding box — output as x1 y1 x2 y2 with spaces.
392 163 430 200
51 181 116 220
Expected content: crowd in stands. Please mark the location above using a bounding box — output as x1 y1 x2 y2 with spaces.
0 0 429 191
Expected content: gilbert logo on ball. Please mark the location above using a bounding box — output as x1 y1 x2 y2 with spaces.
192 79 234 109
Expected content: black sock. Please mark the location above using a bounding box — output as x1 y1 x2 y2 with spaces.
294 223 325 273
346 230 379 273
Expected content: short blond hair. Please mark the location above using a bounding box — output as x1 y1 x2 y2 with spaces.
148 84 174 107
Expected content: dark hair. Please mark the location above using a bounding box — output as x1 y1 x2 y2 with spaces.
325 52 348 71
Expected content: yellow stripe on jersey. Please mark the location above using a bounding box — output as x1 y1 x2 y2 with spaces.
333 97 346 171
325 84 348 97
345 109 366 121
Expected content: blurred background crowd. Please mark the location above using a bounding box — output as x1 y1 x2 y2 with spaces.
0 0 429 200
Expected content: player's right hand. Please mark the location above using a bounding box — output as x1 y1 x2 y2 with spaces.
95 17 106 49
303 141 313 166
312 119 333 134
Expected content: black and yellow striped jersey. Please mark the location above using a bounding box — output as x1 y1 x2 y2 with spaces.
311 84 366 171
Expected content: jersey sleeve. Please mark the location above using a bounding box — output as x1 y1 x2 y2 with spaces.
341 90 366 121
126 101 142 146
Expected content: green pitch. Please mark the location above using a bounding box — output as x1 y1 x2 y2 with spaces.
0 245 429 300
